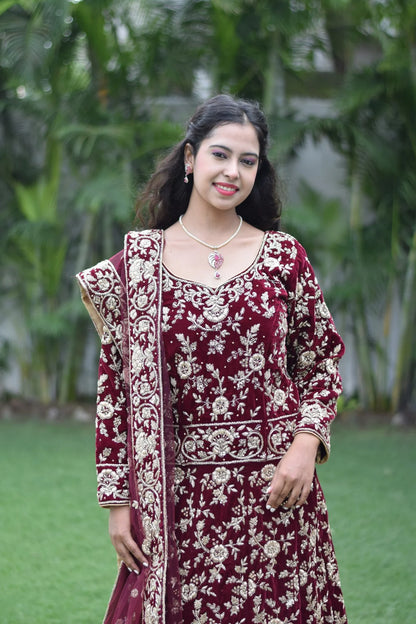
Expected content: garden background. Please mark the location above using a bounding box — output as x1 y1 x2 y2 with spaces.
0 1 415 622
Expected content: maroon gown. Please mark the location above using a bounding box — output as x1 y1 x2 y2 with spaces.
79 230 347 624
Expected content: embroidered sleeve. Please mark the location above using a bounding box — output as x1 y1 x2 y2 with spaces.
286 241 345 463
76 257 130 505
95 326 130 506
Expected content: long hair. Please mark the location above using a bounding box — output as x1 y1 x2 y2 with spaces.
136 94 282 231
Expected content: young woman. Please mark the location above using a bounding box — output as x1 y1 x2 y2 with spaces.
77 94 347 624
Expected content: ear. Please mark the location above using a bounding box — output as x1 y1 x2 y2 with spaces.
184 143 194 167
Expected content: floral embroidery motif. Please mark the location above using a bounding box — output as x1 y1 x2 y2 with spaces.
175 467 185 484
298 350 316 368
261 464 275 482
249 353 265 371
212 396 229 416
212 466 231 485
135 429 157 462
97 400 114 419
177 360 192 379
273 388 286 406
182 583 198 602
326 358 337 374
208 427 235 457
202 296 229 323
101 326 113 344
210 544 229 563
264 539 281 558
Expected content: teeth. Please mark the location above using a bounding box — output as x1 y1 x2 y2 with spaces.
216 184 235 191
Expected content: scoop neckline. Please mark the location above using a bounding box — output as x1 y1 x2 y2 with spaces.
162 231 268 292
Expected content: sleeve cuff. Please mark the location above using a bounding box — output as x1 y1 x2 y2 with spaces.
97 463 130 505
295 401 332 463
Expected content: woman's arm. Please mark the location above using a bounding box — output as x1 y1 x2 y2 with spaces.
95 332 130 506
97 333 149 572
267 239 344 509
285 243 344 462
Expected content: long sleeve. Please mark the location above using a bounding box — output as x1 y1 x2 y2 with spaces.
95 326 130 506
76 251 130 506
286 241 345 463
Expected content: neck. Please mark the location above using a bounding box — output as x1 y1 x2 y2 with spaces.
181 208 241 239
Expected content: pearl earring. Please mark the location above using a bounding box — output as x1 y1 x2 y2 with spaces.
184 163 192 184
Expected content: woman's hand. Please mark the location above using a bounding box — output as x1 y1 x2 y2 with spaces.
266 433 320 510
108 505 149 573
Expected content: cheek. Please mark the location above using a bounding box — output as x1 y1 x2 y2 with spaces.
192 156 215 182
245 168 258 190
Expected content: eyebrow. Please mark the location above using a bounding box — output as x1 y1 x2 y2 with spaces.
209 144 259 158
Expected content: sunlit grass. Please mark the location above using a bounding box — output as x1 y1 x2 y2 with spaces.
0 419 415 623
318 424 416 624
0 420 115 624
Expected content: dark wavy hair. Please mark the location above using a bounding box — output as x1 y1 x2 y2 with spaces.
136 94 282 231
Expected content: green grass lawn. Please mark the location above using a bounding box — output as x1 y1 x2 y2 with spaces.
0 420 415 623
317 424 416 624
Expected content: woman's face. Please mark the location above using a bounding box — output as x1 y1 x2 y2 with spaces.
185 122 260 215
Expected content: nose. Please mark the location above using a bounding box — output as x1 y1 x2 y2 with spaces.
224 158 239 179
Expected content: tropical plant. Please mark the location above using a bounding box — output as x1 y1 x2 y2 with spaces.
277 0 416 411
0 0 182 402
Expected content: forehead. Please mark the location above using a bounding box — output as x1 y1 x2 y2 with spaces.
203 122 259 153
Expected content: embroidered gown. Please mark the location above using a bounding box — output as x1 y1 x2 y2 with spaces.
85 230 347 624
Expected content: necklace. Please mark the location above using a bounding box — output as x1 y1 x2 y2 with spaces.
179 214 243 280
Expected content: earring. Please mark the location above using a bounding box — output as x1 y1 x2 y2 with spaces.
184 163 192 184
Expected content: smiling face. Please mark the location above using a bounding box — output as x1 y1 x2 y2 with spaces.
185 122 260 215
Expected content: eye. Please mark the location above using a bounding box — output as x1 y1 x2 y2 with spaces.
212 151 227 159
241 158 257 167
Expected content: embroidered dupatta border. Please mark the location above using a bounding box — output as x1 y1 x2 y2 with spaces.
77 230 179 624
124 230 170 623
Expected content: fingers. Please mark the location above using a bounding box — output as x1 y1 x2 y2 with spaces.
266 486 310 511
266 476 313 511
265 441 317 511
111 533 149 574
296 484 311 507
108 506 149 574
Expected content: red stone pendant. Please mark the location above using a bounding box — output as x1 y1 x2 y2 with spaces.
208 251 224 271
208 252 224 279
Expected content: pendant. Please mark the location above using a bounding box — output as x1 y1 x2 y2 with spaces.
208 251 224 270
208 251 224 279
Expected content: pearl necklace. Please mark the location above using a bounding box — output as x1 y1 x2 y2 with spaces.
179 215 243 279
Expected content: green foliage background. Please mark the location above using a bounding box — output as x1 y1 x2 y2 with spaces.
0 0 415 412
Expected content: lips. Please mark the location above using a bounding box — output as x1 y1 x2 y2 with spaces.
213 183 239 196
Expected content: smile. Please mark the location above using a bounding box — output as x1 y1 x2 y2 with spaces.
214 183 238 196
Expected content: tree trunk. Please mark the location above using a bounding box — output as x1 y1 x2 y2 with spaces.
391 226 416 412
263 29 286 118
349 169 378 408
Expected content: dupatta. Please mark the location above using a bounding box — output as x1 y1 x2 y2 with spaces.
77 230 182 624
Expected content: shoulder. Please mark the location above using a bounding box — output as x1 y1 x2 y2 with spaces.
77 230 164 285
77 257 123 290
125 228 163 248
261 231 318 297
265 230 306 252
263 230 309 272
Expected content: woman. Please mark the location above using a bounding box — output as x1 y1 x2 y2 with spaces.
77 94 347 624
